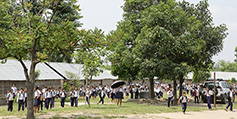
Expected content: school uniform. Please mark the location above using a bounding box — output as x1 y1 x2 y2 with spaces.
7 92 14 111
60 92 66 107
56 90 60 98
111 89 116 100
70 91 75 107
45 91 52 110
180 96 188 113
34 90 41 106
206 90 213 110
74 90 79 107
167 90 173 107
51 90 56 108
11 87 17 99
98 90 106 104
25 92 27 108
17 92 25 111
135 87 139 99
117 88 124 99
226 91 233 111
86 90 90 106
130 88 134 99
40 91 44 110
106 87 110 98
194 89 199 103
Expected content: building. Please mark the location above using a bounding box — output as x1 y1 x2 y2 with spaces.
0 60 118 105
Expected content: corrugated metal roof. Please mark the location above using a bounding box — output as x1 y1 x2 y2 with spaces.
186 71 237 81
0 60 118 81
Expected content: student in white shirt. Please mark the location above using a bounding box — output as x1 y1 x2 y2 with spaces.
167 88 173 107
59 89 67 107
11 84 17 97
24 88 27 109
51 87 56 108
178 92 190 114
17 88 25 112
74 87 79 107
34 86 41 113
85 87 90 107
225 87 234 112
97 87 106 105
70 89 75 107
7 89 14 111
205 87 213 110
45 88 52 110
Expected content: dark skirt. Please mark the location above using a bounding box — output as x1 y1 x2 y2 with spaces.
34 98 39 106
117 92 123 99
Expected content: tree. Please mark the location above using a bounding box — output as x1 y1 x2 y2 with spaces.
73 28 106 86
230 78 236 84
212 60 237 72
0 0 87 118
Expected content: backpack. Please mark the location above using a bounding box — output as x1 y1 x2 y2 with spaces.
193 90 196 96
227 92 232 100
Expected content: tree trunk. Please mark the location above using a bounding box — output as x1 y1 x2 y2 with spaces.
179 74 184 98
149 78 154 99
173 80 177 105
19 59 36 119
27 62 36 119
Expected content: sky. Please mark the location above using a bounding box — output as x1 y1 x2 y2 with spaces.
77 0 237 63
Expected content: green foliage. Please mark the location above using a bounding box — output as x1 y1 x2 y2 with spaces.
212 60 237 72
230 78 236 84
65 71 82 89
192 69 211 83
34 70 40 79
63 82 71 92
73 28 107 83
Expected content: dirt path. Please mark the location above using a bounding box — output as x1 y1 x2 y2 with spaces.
144 110 237 119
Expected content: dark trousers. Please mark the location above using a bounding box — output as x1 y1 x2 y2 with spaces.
18 100 24 111
226 99 233 111
51 97 55 108
160 92 163 98
207 96 212 109
182 103 187 112
130 93 133 99
70 97 74 107
107 92 110 98
61 97 65 107
135 92 139 99
8 101 13 111
86 96 90 106
45 98 52 110
25 97 27 108
199 92 202 100
194 96 199 103
74 97 78 107
40 100 43 110
187 90 189 94
168 97 173 107
98 97 104 104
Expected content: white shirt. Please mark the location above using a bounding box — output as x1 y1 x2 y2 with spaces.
45 91 52 98
86 90 90 97
25 92 27 98
61 92 66 97
180 96 187 103
101 90 105 97
11 87 17 94
17 92 25 101
230 91 233 98
51 90 56 97
167 90 173 97
207 90 214 97
70 91 74 98
7 93 14 101
34 90 40 98
74 90 79 98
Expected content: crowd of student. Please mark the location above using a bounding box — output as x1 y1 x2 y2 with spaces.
6 82 237 114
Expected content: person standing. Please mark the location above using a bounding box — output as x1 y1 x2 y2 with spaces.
117 85 124 107
51 88 56 108
74 87 79 107
34 86 41 113
225 87 234 112
194 87 199 103
167 88 173 107
178 92 190 114
11 84 17 99
129 86 134 99
7 89 14 111
17 88 25 112
70 89 75 107
205 87 213 110
24 88 27 110
85 87 91 107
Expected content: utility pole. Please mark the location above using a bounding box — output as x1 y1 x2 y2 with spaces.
214 72 216 108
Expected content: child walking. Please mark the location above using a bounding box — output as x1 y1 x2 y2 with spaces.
178 92 190 114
